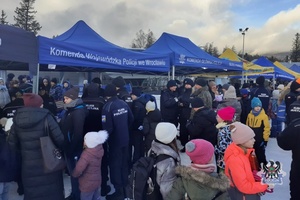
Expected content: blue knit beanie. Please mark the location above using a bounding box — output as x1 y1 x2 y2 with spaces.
251 97 262 108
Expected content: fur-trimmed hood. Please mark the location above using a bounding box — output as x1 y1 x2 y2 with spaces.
175 165 230 192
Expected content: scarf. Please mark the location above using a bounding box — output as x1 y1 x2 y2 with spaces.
191 163 216 173
252 109 261 117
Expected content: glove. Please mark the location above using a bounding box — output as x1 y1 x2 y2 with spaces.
174 97 179 102
138 126 143 131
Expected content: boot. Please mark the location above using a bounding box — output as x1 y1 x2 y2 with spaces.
106 188 124 200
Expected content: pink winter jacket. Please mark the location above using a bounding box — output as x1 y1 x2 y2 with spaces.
72 144 104 192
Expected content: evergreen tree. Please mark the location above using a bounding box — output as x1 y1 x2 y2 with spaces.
13 0 41 35
0 10 9 25
290 33 300 62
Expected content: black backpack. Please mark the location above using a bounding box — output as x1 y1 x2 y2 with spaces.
126 152 172 200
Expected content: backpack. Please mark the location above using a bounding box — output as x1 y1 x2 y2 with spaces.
126 152 172 200
277 101 286 122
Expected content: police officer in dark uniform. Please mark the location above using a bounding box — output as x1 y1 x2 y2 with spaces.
102 84 134 200
81 82 111 196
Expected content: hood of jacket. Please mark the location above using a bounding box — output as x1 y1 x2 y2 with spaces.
85 144 104 159
224 142 252 164
193 85 209 96
195 107 217 124
13 107 49 129
147 109 161 122
175 166 230 192
151 140 180 161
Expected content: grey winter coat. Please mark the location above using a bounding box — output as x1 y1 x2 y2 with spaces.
166 166 231 200
150 140 180 199
217 99 242 122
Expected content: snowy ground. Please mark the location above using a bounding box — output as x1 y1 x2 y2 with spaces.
9 137 292 200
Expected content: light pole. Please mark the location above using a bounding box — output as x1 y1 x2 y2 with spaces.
239 27 249 59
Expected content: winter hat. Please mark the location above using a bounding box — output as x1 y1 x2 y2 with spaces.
87 83 99 97
256 76 265 86
217 106 236 121
290 78 300 92
191 97 204 108
51 77 58 84
185 139 214 165
64 86 79 100
224 86 237 99
7 73 15 80
277 84 284 91
242 83 250 89
146 101 156 112
131 87 142 97
23 93 43 108
91 77 101 84
167 80 177 88
251 97 262 108
84 130 108 148
112 76 126 88
155 122 177 144
222 84 230 91
194 78 207 87
183 78 194 87
231 122 255 144
104 84 117 97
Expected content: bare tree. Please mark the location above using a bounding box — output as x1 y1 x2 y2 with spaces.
131 29 156 49
14 0 41 35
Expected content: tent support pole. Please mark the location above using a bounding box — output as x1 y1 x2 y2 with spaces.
32 64 40 94
172 65 175 80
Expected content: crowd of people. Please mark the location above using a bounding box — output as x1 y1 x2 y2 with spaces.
0 73 299 200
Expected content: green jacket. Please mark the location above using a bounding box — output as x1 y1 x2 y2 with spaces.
166 166 231 200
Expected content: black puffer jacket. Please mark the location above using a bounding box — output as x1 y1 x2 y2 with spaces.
9 107 64 200
187 107 217 146
143 109 162 152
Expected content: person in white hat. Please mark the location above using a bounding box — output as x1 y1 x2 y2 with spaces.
149 122 181 199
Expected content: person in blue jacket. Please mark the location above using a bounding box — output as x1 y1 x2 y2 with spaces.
102 84 134 200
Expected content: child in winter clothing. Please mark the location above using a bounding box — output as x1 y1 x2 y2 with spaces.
72 130 108 200
150 122 181 199
166 139 230 200
215 106 236 171
246 97 270 166
224 122 270 199
143 100 161 154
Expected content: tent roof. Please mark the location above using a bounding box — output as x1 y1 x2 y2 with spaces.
144 33 242 75
273 61 300 78
38 20 170 73
0 24 38 72
219 48 273 72
253 57 295 80
289 64 300 73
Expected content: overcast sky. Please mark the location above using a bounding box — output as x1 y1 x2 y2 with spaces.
2 0 300 55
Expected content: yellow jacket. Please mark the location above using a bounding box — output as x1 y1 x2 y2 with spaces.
246 109 270 141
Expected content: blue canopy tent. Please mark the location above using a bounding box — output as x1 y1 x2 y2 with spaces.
253 57 294 80
231 56 294 81
0 24 39 92
0 24 38 73
143 32 242 77
289 64 300 73
38 20 170 73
